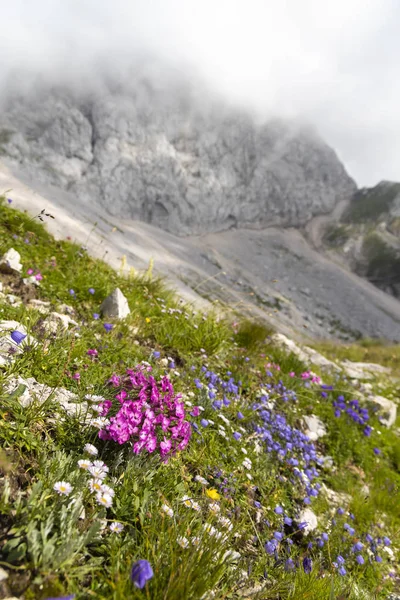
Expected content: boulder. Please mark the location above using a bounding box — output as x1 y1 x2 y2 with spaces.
369 395 397 427
298 508 318 534
302 414 327 441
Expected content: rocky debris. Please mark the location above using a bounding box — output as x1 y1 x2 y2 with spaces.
22 274 41 286
320 484 351 506
100 287 130 319
56 303 75 315
0 248 22 274
27 299 52 314
42 311 79 333
0 320 29 366
4 376 90 419
298 508 318 534
271 333 340 371
302 415 327 441
0 75 356 237
0 568 8 582
369 395 397 427
341 360 392 380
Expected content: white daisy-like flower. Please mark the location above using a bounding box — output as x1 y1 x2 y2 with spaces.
246 473 253 480
218 430 227 439
84 443 98 456
90 417 110 429
88 465 108 479
85 394 105 402
194 475 209 486
203 523 217 537
109 522 124 533
181 495 201 511
177 536 190 548
91 404 103 413
54 481 73 496
100 483 115 497
161 504 174 518
218 424 226 431
241 448 248 455
88 478 104 493
92 460 109 471
78 459 92 470
96 491 113 508
218 414 230 425
208 502 221 514
217 516 233 531
191 536 201 547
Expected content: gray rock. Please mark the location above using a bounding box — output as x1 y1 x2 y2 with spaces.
298 508 318 534
100 287 130 319
43 311 78 333
0 248 22 274
302 415 327 441
341 360 391 380
0 75 356 236
369 395 397 427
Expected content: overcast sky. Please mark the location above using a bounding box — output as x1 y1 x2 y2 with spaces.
1 0 399 186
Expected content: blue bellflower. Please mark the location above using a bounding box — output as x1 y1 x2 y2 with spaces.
131 559 153 589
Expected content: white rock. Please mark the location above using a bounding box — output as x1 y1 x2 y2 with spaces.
23 275 41 286
0 567 8 582
298 508 318 534
0 248 22 273
6 294 22 306
0 320 29 365
43 311 78 333
27 299 51 314
302 414 327 441
100 287 130 319
320 483 351 506
272 333 340 371
57 303 75 315
369 395 397 427
341 360 391 380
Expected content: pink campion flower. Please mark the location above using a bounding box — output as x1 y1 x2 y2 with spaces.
311 376 321 384
301 371 311 379
289 372 295 377
101 400 112 415
35 272 43 281
27 268 34 275
72 373 80 380
190 406 200 417
87 349 98 357
109 374 120 386
116 389 127 403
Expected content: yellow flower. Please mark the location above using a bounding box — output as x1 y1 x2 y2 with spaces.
206 488 221 501
145 317 151 323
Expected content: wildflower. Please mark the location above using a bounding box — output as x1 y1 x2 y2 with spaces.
274 506 284 515
88 479 103 493
274 531 284 541
100 484 115 497
153 351 161 359
130 559 153 589
233 432 242 440
45 596 75 600
265 540 277 555
200 419 209 427
191 536 201 547
54 481 73 496
194 475 209 486
338 566 347 576
145 317 151 323
78 459 92 470
206 489 221 501
209 502 221 514
373 447 381 455
237 411 244 420
96 491 113 508
88 465 108 479
352 542 364 552
87 348 98 357
383 536 391 546
90 416 110 429
161 504 174 518
285 558 295 571
177 536 190 548
69 289 75 296
218 516 233 530
93 313 100 320
356 554 364 565
72 373 80 380
303 557 312 574
284 516 293 526
104 323 113 332
109 522 124 533
84 443 98 456
10 331 27 345
7 198 12 204
88 288 95 294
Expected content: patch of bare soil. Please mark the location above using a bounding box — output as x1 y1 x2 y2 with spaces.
0 271 39 303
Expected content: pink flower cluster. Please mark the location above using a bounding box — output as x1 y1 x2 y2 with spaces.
98 367 191 458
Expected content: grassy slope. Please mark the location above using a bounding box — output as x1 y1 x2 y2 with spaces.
0 198 399 600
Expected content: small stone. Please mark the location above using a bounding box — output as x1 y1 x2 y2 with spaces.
57 303 75 315
369 395 397 428
302 414 327 441
0 248 23 274
27 299 51 314
23 275 41 286
43 312 78 333
0 567 8 582
298 508 318 534
6 294 22 306
100 287 130 319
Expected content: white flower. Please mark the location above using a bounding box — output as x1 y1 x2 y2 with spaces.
218 424 226 431
162 504 174 518
194 475 209 486
54 481 73 496
182 495 200 511
88 466 108 479
177 536 190 548
92 460 109 471
218 430 227 439
383 547 394 560
209 502 221 514
241 448 248 455
110 522 124 533
85 394 105 402
217 516 233 531
246 473 253 480
88 478 104 493
191 536 201 547
84 443 98 456
160 358 168 366
100 484 115 497
91 404 103 413
90 417 110 429
218 414 230 425
96 491 113 508
78 459 92 470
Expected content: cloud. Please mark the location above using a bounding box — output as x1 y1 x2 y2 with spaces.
0 0 399 185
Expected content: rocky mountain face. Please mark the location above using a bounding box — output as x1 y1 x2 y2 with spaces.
322 181 400 298
0 77 356 235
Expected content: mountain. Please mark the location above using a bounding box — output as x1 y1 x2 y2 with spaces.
0 76 356 235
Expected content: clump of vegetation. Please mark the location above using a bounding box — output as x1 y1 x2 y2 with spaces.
0 196 399 599
361 233 400 296
343 182 400 224
323 224 351 247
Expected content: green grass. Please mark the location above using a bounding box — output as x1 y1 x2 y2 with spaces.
0 197 399 599
343 182 400 224
312 338 400 370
